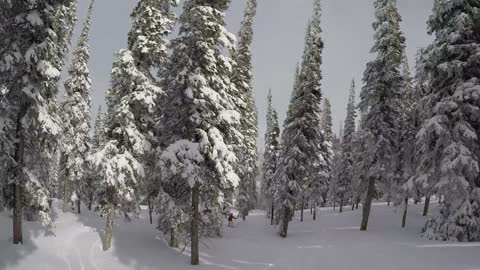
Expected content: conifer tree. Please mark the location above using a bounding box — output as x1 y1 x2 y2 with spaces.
232 0 258 220
276 0 328 237
338 79 357 212
358 0 406 231
261 90 281 225
60 0 95 214
415 0 480 241
0 0 77 244
158 0 241 264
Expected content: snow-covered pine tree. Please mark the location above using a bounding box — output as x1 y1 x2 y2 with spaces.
0 0 77 244
60 0 94 214
308 97 333 218
329 131 343 210
92 106 106 151
415 0 480 241
358 0 406 231
232 0 258 220
275 0 328 237
158 0 240 264
261 90 281 225
337 79 357 212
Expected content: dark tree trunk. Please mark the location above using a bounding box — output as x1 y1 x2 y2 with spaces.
360 177 375 231
355 197 360 209
191 186 200 265
280 207 290 238
13 184 23 244
423 196 430 217
333 197 336 211
148 197 153 225
300 197 304 222
77 198 81 214
313 204 317 221
438 195 442 204
387 198 390 206
351 196 355 211
169 227 178 248
13 106 27 245
270 203 274 225
340 194 344 213
401 197 408 228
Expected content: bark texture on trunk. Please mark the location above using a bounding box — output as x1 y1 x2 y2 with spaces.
401 197 408 228
300 197 304 222
280 207 290 238
423 196 430 217
270 203 274 225
360 177 375 231
148 197 153 225
103 203 115 251
13 184 23 244
191 186 200 265
340 194 344 213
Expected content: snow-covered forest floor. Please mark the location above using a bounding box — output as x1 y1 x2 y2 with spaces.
1 200 479 270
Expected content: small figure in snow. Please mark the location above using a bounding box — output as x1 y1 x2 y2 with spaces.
227 213 237 227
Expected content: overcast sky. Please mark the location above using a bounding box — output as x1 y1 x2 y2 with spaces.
67 0 434 143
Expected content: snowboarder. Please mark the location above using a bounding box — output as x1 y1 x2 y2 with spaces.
227 213 237 227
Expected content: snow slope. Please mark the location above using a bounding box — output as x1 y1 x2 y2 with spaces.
1 201 479 270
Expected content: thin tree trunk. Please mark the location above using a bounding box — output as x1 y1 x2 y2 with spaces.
360 177 375 231
77 197 81 214
13 107 27 245
310 206 313 214
280 207 290 238
313 204 317 221
270 202 274 225
333 197 336 211
423 196 430 217
351 195 355 211
340 194 344 213
300 197 304 222
387 198 390 206
169 227 178 248
191 186 200 265
401 197 408 228
148 196 153 225
88 196 92 211
438 195 442 204
103 203 115 251
63 168 69 212
356 197 359 209
13 184 23 244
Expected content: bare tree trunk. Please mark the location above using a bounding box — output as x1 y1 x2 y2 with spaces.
88 195 93 211
401 197 408 228
355 197 359 209
270 202 274 225
13 184 23 244
62 168 69 212
300 196 304 222
191 186 200 265
148 196 153 225
351 195 355 211
423 196 430 217
333 196 336 211
13 107 26 245
280 207 290 238
169 227 178 248
360 177 375 231
103 203 115 251
313 204 317 221
77 197 81 214
340 194 344 213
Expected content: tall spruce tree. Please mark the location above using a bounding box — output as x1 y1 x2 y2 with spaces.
261 90 281 225
415 0 480 241
0 0 77 244
60 0 95 214
276 0 328 237
158 0 241 264
338 79 357 212
232 0 258 220
358 0 406 231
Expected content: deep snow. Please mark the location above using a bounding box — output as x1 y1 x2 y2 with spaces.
1 201 479 270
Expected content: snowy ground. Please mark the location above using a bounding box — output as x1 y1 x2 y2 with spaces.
1 201 479 270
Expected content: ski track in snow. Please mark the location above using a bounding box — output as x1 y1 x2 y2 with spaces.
416 243 480 248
